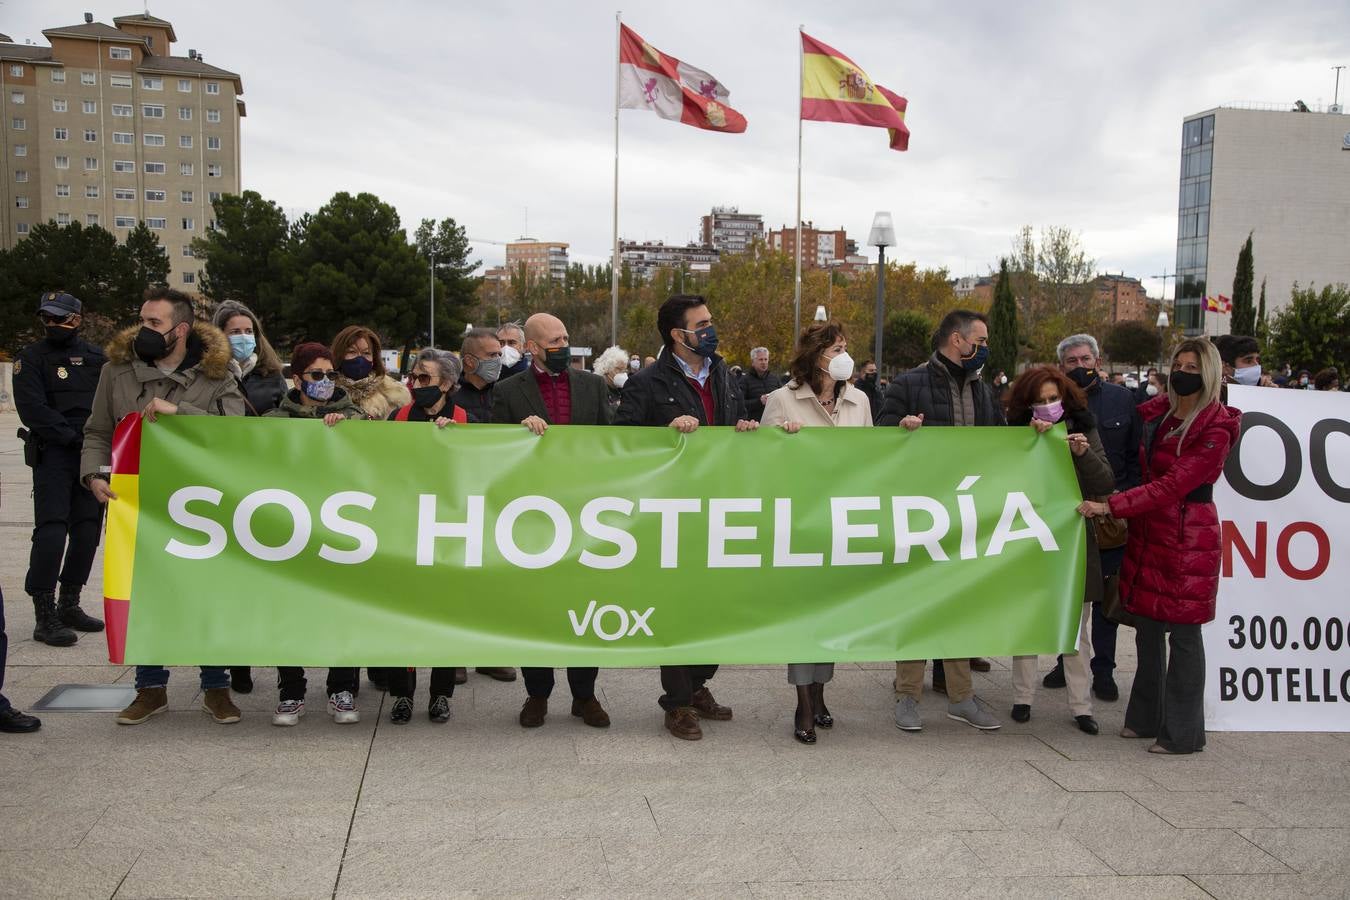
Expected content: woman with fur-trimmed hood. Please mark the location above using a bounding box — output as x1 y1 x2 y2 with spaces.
330 325 410 420
211 299 287 416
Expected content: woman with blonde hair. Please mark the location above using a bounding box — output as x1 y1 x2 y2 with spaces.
330 325 410 420
211 299 287 418
1078 339 1241 754
591 345 631 414
761 320 872 744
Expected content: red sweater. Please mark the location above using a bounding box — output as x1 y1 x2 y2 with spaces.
533 366 571 424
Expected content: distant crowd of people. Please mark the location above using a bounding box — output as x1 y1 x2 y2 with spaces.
9 284 1329 756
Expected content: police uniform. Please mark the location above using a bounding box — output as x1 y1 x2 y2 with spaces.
14 292 107 638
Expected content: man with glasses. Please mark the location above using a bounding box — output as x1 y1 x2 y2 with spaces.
14 292 108 646
496 322 529 380
457 327 505 424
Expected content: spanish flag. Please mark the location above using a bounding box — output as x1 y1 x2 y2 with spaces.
801 32 909 151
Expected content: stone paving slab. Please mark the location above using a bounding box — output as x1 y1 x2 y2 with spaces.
0 411 1347 898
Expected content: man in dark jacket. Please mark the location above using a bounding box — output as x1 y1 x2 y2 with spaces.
615 294 758 741
1043 334 1143 701
877 309 1003 733
457 328 504 423
14 292 108 646
854 359 883 421
496 321 530 380
495 313 614 731
739 347 782 421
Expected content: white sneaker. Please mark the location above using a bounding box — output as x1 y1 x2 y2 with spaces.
328 691 360 724
272 698 304 727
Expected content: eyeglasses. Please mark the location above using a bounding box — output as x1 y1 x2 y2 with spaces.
302 370 337 382
411 373 440 386
39 313 73 325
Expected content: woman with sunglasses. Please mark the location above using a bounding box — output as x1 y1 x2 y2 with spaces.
384 348 465 724
262 342 365 726
330 325 410 420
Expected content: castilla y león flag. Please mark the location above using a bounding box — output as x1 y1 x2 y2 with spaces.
801 32 909 151
618 24 746 133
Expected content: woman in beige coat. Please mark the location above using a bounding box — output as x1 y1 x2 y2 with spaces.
761 320 872 744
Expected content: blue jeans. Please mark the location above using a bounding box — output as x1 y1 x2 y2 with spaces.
135 665 229 691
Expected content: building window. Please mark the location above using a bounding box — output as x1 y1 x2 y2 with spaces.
11 117 25 130
208 191 221 202
147 217 166 229
144 161 166 174
206 136 221 151
53 127 69 141
179 162 194 176
111 104 132 117
143 133 165 147
82 100 97 114
86 213 99 226
55 184 70 197
110 46 133 60
113 131 133 144
142 105 165 119
57 212 71 226
206 81 220 95
51 70 66 84
15 170 28 182
14 197 27 209
84 129 97 142
182 245 194 257
146 189 166 202
8 65 22 77
178 107 193 120
83 157 97 171
54 155 70 169
113 160 135 173
12 144 25 157
115 216 135 228
179 191 193 204
182 271 196 284
114 187 135 200
17 222 30 234
207 164 222 178
141 76 163 91
85 185 99 198
177 78 192 92
10 91 24 105
52 98 68 112
206 109 221 123
179 135 193 148
81 71 96 85
181 217 194 230
110 74 132 89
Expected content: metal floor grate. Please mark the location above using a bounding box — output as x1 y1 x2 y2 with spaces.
29 684 137 712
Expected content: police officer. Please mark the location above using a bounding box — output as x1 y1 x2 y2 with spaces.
14 292 108 646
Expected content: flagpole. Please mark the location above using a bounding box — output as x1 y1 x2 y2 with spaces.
793 24 804 349
610 11 622 347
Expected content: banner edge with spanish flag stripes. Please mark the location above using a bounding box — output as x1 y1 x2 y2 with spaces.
617 23 747 134
800 30 909 151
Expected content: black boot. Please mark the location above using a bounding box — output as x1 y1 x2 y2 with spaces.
32 592 77 647
230 667 254 694
57 585 104 633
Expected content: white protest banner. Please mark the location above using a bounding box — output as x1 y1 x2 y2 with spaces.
1205 384 1350 731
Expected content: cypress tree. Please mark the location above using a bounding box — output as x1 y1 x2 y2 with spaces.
1230 232 1255 335
987 258 1019 377
1255 277 1268 343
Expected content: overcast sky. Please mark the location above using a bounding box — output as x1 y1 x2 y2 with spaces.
9 1 1349 298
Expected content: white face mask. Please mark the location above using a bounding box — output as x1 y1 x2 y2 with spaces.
1146 384 1159 396
500 345 522 368
825 351 854 382
612 372 628 389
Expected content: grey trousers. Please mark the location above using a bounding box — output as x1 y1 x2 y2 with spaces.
787 663 834 686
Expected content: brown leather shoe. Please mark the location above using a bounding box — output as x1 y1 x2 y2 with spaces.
519 696 548 727
476 667 517 682
202 687 241 724
116 687 168 725
571 696 611 728
454 667 468 685
664 706 702 740
970 658 992 672
691 687 732 721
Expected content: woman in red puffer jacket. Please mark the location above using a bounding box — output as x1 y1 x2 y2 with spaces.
1078 338 1241 755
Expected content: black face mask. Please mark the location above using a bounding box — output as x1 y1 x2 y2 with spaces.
1170 371 1204 397
45 325 78 346
1067 367 1097 389
863 372 878 382
339 357 374 381
543 346 571 375
411 385 445 409
133 325 178 363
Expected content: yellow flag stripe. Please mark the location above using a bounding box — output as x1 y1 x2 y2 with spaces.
802 52 893 108
104 473 139 601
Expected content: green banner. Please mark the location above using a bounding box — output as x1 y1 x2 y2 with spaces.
107 416 1086 666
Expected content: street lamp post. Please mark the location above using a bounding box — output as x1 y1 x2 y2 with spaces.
814 304 828 322
1156 310 1170 374
868 212 896 371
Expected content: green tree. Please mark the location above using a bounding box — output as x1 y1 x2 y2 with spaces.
413 216 480 349
881 309 934 373
1255 277 1268 344
1230 232 1255 336
1103 319 1162 369
1267 282 1349 372
282 192 425 347
191 190 292 328
986 258 1018 376
119 223 171 319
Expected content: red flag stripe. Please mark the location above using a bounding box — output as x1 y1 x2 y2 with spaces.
801 32 861 68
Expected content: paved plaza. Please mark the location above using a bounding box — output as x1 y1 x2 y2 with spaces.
0 410 1346 899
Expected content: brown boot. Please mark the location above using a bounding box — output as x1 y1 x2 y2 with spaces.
202 687 241 724
691 687 732 721
571 696 611 728
664 706 702 740
454 667 468 685
116 687 168 725
476 667 517 682
518 696 548 727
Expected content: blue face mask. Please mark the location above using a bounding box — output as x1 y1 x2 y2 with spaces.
1233 364 1262 386
680 324 719 358
228 334 256 362
961 342 989 372
302 377 336 403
